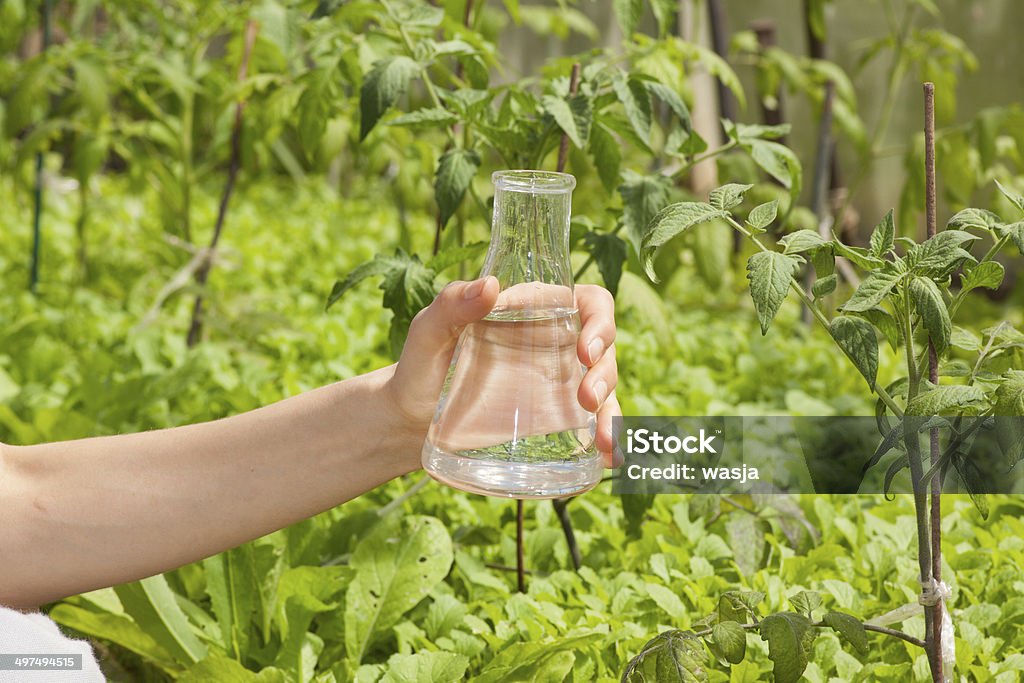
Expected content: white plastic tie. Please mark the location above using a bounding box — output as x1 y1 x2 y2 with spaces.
918 577 951 607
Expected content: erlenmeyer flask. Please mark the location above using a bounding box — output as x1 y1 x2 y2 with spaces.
421 170 602 498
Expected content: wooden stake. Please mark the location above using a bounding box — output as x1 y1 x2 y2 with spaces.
923 80 944 683
556 63 581 173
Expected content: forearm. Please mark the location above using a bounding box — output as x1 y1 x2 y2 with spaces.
0 364 419 609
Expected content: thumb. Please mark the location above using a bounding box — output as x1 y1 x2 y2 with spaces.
392 276 500 411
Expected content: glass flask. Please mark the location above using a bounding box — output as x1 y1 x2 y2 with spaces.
421 170 602 499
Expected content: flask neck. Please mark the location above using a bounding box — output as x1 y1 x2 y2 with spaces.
481 172 575 311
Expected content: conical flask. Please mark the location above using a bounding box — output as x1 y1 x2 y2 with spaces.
421 170 602 498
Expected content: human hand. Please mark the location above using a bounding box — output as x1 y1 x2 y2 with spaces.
388 277 621 467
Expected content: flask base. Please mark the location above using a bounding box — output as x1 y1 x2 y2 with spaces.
422 444 603 499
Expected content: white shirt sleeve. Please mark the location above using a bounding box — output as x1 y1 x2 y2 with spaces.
0 606 104 682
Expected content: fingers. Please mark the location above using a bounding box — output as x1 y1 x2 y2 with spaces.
596 392 622 468
576 284 616 367
578 343 617 413
392 277 500 412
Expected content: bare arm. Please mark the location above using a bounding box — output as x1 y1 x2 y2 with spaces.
0 279 619 609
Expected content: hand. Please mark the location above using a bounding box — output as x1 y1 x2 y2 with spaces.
388 277 621 467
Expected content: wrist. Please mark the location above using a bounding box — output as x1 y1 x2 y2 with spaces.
355 364 427 477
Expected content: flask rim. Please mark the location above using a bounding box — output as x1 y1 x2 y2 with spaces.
492 170 576 194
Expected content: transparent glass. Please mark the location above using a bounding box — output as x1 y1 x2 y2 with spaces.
421 170 601 498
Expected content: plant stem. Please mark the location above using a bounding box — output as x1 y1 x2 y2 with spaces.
725 215 905 416
515 500 526 592
552 498 582 570
688 620 925 649
186 21 258 347
556 63 581 173
28 0 52 293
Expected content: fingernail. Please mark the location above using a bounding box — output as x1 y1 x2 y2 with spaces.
463 279 486 300
587 338 604 364
593 379 608 407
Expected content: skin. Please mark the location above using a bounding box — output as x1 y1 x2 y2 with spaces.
0 278 619 610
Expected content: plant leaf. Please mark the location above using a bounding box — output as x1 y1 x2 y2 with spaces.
711 621 747 665
840 271 900 313
114 576 208 666
584 231 628 296
612 73 652 144
907 230 978 278
381 651 469 683
961 260 1005 293
621 630 709 683
747 200 779 231
642 202 728 281
434 147 481 228
709 183 753 211
542 93 592 149
869 209 895 257
832 239 887 270
829 316 878 389
612 0 643 35
345 515 454 664
619 171 672 256
995 178 1024 214
759 613 814 683
360 56 420 140
589 122 621 191
746 251 801 335
426 241 487 273
643 80 692 133
909 276 951 353
907 383 987 416
780 229 827 255
388 107 458 130
946 207 1002 233
823 611 869 655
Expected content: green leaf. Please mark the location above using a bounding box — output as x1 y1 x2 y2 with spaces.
345 515 454 664
789 591 823 618
589 122 621 191
746 139 802 207
643 81 692 133
812 274 837 299
726 513 765 576
909 276 951 353
747 200 779 231
995 179 1024 214
862 420 904 473
759 613 815 683
612 0 643 35
298 67 336 159
858 308 901 352
180 657 285 683
642 202 729 281
360 56 420 140
619 171 672 256
434 148 481 228
385 1 444 26
829 316 879 389
388 107 458 129
327 253 407 310
993 370 1024 416
823 611 869 656
381 651 469 683
542 93 592 149
380 254 439 357
204 546 256 659
712 621 747 665
426 241 487 273
746 251 801 335
869 209 895 257
998 221 1024 255
584 231 627 296
907 383 987 416
49 604 180 674
961 260 1004 293
907 230 978 278
780 229 827 255
832 239 887 271
114 576 208 666
709 183 753 211
612 73 652 144
718 591 766 624
622 630 709 683
840 271 900 313
947 207 1002 234
471 633 602 683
